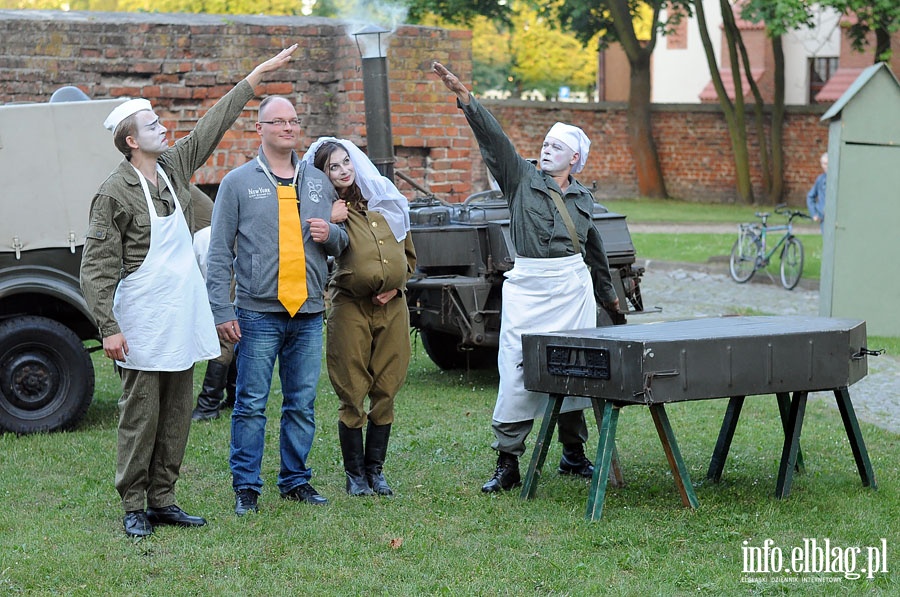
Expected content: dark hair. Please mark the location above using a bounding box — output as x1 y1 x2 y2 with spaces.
113 113 139 160
313 140 364 205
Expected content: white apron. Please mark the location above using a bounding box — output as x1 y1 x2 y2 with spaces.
493 254 595 423
112 165 220 371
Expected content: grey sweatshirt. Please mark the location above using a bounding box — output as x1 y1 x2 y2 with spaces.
206 147 348 324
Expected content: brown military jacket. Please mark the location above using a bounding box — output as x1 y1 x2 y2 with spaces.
329 204 416 302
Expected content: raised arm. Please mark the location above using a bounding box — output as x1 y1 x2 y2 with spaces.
164 45 300 179
431 61 529 200
432 61 471 105
245 44 299 90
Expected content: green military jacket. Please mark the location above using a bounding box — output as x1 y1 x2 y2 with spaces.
80 80 254 337
459 95 617 306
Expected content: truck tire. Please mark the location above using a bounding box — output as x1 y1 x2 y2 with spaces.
419 329 498 371
0 316 94 433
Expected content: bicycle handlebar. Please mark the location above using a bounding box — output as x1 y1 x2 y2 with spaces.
747 205 811 226
775 204 812 221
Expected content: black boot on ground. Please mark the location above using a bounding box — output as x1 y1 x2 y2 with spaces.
364 422 393 496
338 422 374 496
481 452 521 493
221 360 238 410
558 443 595 478
191 360 229 421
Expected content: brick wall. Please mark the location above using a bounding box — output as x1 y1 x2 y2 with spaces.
1 10 829 205
482 101 830 205
0 10 478 199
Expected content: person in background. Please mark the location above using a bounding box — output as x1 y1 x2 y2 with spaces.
206 96 349 516
80 46 298 538
806 152 828 231
305 137 415 497
190 184 238 422
432 61 620 494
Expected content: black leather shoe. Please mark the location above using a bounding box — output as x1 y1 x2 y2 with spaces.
146 505 207 527
123 510 153 537
558 444 595 478
281 483 328 505
235 489 259 516
481 452 521 493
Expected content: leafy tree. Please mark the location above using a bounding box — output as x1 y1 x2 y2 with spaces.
420 3 597 98
404 0 511 27
510 1 598 97
553 0 692 199
469 16 514 94
824 0 899 62
693 0 800 204
3 0 305 13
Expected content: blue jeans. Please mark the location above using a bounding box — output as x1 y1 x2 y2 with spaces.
230 308 323 495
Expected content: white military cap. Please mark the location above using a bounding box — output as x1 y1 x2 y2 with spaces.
103 98 153 132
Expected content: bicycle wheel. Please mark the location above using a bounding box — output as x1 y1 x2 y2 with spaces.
729 230 760 283
780 236 804 290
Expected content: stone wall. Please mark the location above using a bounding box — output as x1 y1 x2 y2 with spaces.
1 10 829 205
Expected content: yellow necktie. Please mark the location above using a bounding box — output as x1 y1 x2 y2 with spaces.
277 184 307 316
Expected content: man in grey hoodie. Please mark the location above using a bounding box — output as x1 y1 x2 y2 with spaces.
206 96 349 515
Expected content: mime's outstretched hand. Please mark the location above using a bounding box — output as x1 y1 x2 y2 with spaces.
432 62 471 105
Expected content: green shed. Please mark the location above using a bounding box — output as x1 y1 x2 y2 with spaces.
819 63 900 336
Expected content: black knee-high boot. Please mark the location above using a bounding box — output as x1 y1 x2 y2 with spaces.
338 422 374 496
364 422 393 496
191 360 229 421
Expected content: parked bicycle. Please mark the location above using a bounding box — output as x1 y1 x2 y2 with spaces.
729 205 812 290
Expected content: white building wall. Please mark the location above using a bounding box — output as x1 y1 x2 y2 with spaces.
652 2 841 105
652 0 722 103
782 10 842 104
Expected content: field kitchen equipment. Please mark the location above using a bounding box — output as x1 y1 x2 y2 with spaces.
402 180 646 371
520 316 877 520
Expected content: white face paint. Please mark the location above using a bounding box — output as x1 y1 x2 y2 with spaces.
540 136 576 175
325 148 356 191
131 110 168 155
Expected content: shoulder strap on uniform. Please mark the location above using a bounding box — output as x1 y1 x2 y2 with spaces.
547 188 581 254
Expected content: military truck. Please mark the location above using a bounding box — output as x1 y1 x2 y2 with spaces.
0 89 125 433
399 173 645 370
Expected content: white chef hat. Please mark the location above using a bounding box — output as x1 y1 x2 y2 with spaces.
546 122 591 174
103 98 153 132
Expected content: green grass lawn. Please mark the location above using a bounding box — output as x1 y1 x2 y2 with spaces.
1 347 898 594
1 198 895 594
601 198 900 355
602 199 824 281
631 232 823 281
602 198 802 224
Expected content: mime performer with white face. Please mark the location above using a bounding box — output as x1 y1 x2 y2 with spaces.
80 46 298 538
432 62 620 494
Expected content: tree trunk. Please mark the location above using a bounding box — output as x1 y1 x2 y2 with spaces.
770 35 785 203
720 0 754 203
737 32 772 199
875 27 890 63
606 0 668 199
627 52 668 198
